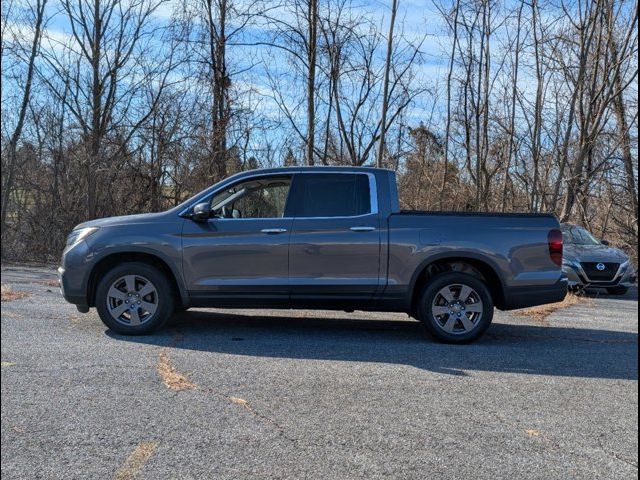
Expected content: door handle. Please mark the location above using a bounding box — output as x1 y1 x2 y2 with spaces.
350 226 375 232
261 228 288 234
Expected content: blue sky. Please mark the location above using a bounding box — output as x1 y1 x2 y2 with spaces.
4 0 453 156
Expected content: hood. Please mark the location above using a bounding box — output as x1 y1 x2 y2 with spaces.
564 243 629 263
75 211 169 229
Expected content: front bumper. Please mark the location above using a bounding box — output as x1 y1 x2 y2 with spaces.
563 262 637 289
59 241 92 312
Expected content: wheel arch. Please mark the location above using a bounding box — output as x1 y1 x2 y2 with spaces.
87 249 188 308
409 254 506 314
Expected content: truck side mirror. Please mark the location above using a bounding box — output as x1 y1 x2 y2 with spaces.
192 202 212 222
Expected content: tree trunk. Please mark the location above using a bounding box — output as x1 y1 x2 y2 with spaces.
530 0 543 212
1 0 47 242
376 0 398 168
441 0 460 209
87 0 103 219
502 1 523 212
306 0 318 166
607 16 638 219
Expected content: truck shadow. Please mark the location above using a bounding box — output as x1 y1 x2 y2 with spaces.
108 311 638 381
583 285 638 301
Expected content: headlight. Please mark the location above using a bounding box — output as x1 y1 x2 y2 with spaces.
66 227 99 248
562 259 576 269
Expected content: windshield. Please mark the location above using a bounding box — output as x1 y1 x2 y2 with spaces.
562 226 601 246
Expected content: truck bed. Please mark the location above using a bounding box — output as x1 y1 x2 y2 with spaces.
398 210 556 218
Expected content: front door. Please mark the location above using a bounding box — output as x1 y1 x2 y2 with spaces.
288 173 381 303
181 175 293 304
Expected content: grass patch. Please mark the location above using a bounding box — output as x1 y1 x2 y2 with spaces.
515 293 587 325
156 351 197 391
1 285 31 302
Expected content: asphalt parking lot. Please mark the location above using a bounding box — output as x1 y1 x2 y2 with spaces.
1 265 638 479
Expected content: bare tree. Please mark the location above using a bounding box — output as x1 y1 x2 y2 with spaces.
0 0 638 266
606 0 639 220
39 0 174 217
376 0 398 168
1 0 47 243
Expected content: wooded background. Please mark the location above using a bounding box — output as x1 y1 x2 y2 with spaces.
1 0 638 265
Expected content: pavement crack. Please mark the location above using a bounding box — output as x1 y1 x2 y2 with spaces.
597 437 638 468
200 386 293 440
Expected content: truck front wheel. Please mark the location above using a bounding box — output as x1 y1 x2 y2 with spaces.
95 262 175 335
417 272 494 344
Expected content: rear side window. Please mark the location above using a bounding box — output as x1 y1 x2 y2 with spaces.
295 174 371 217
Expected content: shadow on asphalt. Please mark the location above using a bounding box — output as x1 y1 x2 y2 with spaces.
582 285 638 301
108 310 638 381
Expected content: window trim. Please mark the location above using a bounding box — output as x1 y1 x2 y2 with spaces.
179 171 378 220
195 174 295 220
289 172 378 219
210 174 293 220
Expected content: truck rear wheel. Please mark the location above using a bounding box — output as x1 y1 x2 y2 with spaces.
417 272 494 344
95 262 174 335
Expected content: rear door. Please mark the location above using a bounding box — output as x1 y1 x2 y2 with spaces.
288 172 381 302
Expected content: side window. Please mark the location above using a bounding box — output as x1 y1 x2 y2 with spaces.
210 177 291 219
297 174 371 217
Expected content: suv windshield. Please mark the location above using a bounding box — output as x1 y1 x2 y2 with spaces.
562 225 601 246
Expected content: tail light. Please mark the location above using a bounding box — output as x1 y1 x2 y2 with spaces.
548 229 563 266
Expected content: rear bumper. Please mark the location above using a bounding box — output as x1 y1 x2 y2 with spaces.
502 275 568 310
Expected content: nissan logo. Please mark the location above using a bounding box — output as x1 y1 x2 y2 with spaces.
596 263 606 271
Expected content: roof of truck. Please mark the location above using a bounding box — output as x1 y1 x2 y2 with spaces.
238 166 395 175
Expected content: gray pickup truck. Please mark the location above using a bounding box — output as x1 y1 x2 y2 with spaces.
59 166 567 343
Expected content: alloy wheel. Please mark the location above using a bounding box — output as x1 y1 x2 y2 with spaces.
431 283 484 335
106 274 158 326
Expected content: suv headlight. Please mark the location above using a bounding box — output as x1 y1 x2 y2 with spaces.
66 227 99 248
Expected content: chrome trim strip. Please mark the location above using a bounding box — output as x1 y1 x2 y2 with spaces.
368 173 379 215
350 226 376 232
180 170 379 220
579 262 625 283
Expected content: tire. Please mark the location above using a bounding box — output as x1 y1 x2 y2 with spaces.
95 262 175 335
417 272 494 344
606 286 629 295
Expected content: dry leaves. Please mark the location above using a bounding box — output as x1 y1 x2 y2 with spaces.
1 285 31 302
156 351 197 391
229 396 250 408
114 441 159 480
515 293 588 325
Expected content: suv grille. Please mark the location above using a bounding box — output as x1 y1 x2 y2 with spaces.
580 262 620 281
